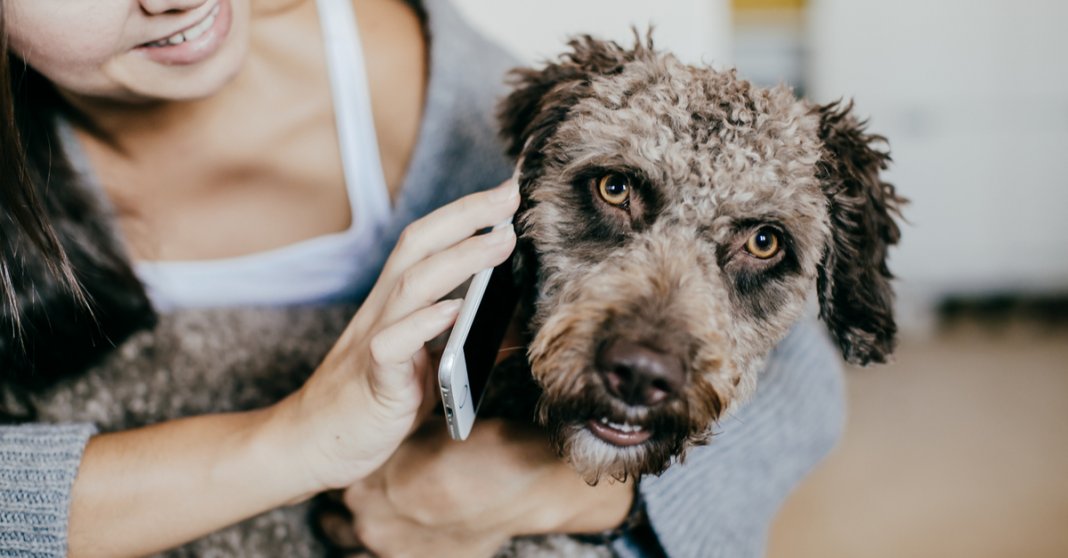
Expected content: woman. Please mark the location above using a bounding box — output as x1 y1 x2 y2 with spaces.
0 0 846 557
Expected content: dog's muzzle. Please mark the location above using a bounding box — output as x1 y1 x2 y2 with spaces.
584 339 686 447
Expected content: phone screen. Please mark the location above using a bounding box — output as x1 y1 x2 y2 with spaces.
462 257 519 412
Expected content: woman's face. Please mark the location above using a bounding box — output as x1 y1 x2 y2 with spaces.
4 0 251 102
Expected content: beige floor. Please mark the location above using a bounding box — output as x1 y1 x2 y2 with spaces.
768 320 1068 558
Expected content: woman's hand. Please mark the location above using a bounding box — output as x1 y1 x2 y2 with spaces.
266 180 519 495
318 419 634 558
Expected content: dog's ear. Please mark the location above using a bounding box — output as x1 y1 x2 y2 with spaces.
814 101 905 366
497 32 651 159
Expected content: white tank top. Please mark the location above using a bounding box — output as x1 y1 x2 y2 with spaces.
135 0 391 311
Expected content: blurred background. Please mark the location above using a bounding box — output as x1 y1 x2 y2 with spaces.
453 1 1068 556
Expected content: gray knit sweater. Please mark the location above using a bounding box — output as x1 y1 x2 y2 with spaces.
0 2 845 557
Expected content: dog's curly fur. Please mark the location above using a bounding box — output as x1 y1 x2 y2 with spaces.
25 32 901 556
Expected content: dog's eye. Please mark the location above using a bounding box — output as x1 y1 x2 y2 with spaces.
745 228 781 259
597 173 631 206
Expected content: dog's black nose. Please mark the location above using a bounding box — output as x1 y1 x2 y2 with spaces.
597 340 684 407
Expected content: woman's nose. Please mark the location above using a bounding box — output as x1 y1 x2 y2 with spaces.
138 0 212 16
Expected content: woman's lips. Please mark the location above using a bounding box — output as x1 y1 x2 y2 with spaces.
136 0 232 66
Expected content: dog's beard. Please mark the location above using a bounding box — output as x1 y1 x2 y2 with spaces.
536 386 714 484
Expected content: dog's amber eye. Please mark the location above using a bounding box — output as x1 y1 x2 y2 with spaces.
597 173 631 206
745 228 781 259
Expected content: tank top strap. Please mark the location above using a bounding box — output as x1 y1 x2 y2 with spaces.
315 0 391 236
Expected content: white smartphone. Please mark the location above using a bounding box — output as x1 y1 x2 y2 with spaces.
437 224 519 440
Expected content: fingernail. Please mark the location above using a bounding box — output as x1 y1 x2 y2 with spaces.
491 181 519 203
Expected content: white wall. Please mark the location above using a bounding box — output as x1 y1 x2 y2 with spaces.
451 0 731 66
808 0 1068 299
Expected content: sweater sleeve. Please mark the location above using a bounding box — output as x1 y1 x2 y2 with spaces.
613 319 847 558
1 423 97 558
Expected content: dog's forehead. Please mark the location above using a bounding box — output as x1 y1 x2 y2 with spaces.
555 56 825 225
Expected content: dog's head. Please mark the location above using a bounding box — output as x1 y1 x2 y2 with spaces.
498 34 903 482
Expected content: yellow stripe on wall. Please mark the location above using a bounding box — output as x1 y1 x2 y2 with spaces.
733 0 805 12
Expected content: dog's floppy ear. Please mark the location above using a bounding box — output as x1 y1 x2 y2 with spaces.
814 101 905 366
497 32 650 159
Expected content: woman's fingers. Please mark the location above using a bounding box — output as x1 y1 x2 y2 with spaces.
367 299 462 395
361 181 519 318
377 224 515 329
388 180 518 276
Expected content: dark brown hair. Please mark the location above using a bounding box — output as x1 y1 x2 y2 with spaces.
1 8 155 421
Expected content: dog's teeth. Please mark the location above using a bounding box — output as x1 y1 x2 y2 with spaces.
596 416 646 433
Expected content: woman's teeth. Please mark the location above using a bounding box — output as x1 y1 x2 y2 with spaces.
599 417 644 433
145 4 220 47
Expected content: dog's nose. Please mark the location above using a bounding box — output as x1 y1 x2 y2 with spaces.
597 340 684 407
